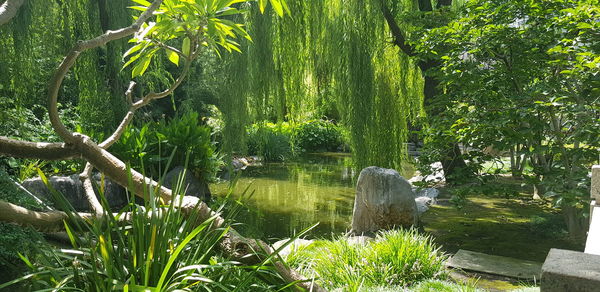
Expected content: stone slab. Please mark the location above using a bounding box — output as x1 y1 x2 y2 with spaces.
541 248 600 292
592 165 600 201
446 249 542 280
585 205 600 255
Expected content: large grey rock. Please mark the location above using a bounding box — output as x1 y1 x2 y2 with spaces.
163 166 211 201
592 165 600 202
22 174 127 211
541 248 600 292
350 166 418 235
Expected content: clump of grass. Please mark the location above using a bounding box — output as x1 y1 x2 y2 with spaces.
1 170 291 291
286 229 448 291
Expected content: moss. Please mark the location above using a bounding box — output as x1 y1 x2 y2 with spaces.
421 177 583 262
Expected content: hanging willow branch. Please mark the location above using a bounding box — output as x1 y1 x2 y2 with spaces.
0 1 323 290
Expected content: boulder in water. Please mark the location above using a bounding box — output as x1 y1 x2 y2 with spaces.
350 166 418 235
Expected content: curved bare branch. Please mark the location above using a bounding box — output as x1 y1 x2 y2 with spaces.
99 82 136 149
47 0 164 144
79 163 104 215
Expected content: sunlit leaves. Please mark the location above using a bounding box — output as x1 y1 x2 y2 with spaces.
166 49 180 65
122 0 288 78
182 37 191 56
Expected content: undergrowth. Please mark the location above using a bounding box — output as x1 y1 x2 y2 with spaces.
286 229 448 291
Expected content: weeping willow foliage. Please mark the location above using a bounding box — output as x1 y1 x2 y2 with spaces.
220 0 425 170
0 0 134 134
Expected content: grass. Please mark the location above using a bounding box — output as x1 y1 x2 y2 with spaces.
285 229 448 291
1 170 293 291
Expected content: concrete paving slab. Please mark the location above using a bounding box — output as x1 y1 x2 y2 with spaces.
447 249 542 280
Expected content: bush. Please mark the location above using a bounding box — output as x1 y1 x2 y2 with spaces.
246 122 292 162
286 229 448 291
0 97 84 177
291 120 343 153
245 120 346 161
111 112 223 182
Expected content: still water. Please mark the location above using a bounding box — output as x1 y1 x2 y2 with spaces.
212 153 412 240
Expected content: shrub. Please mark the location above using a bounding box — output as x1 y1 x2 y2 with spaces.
0 97 84 177
111 112 223 183
246 122 292 162
245 120 346 161
291 120 343 153
286 229 448 291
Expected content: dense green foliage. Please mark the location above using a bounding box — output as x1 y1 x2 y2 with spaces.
291 120 345 153
209 0 424 170
411 0 599 223
0 0 137 134
286 229 447 291
247 122 292 161
111 112 222 182
246 120 345 161
1 182 291 291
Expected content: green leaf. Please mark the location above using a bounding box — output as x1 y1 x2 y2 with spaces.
123 43 144 58
166 49 179 66
269 0 283 17
132 55 152 78
576 22 592 29
182 37 191 56
258 0 266 13
131 0 151 7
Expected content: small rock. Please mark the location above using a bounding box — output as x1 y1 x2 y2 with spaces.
272 238 314 258
415 188 440 199
347 235 373 245
415 196 433 215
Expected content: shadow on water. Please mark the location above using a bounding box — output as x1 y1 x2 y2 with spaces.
213 153 415 240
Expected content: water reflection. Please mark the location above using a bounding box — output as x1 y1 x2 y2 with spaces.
212 153 410 240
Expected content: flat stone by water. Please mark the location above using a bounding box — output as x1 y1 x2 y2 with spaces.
447 249 542 280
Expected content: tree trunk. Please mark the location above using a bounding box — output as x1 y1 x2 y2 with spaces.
0 0 25 25
379 0 470 184
420 60 470 183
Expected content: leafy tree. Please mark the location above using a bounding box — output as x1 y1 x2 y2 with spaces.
414 0 599 237
0 1 322 289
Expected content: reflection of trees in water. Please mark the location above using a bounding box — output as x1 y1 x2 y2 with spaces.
224 154 412 238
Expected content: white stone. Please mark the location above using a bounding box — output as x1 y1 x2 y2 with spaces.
415 196 432 215
272 238 314 258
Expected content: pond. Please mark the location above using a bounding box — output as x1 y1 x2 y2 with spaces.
212 153 414 240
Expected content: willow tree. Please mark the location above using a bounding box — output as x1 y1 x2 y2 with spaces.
218 0 425 172
0 0 321 289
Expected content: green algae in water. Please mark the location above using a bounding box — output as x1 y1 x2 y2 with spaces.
212 154 359 239
213 154 583 265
